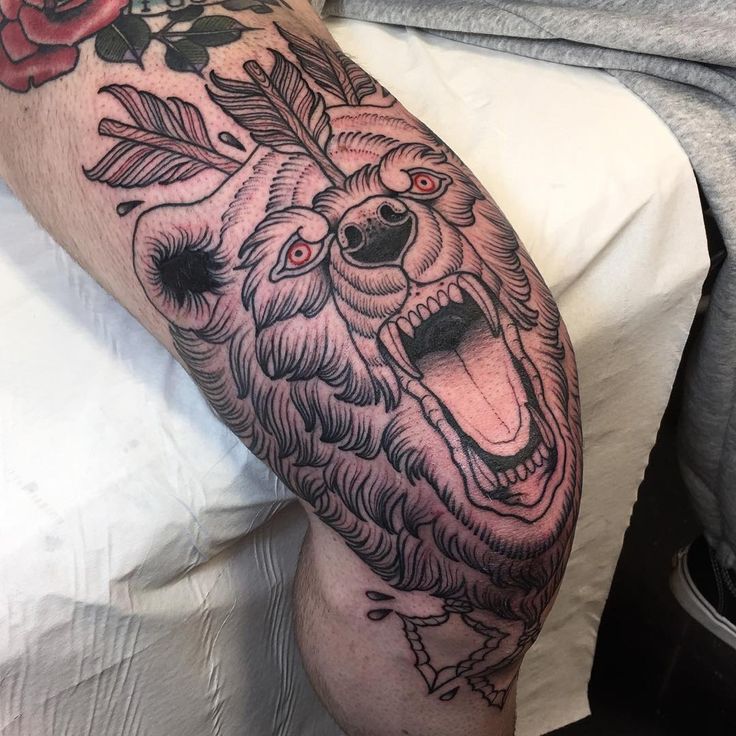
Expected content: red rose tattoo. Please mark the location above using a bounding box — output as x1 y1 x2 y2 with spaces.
0 2 295 94
0 0 127 91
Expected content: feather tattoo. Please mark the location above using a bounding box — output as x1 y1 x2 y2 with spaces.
208 51 345 185
84 85 242 188
277 24 377 105
82 27 582 710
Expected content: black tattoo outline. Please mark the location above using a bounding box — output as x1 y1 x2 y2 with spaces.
0 1 280 94
84 26 582 708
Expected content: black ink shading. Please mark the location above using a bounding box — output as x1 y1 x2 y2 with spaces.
95 15 151 69
218 131 246 151
102 6 259 75
116 200 144 217
366 591 395 601
439 687 460 702
85 29 582 708
367 609 394 622
1 1 294 95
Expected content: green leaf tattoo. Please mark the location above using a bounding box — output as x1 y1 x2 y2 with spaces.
94 16 152 67
164 38 210 74
167 6 205 22
169 16 251 47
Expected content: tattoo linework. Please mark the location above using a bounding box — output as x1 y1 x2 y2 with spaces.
84 26 582 707
0 1 285 93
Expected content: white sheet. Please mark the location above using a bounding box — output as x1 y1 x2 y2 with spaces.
0 19 707 736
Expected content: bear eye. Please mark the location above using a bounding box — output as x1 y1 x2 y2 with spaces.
270 234 327 281
406 169 450 198
286 240 314 268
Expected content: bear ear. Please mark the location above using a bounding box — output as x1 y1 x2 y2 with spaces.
133 207 228 331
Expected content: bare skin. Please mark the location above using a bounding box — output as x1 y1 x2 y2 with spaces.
0 2 582 734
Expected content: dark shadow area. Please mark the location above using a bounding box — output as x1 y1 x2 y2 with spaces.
548 184 735 735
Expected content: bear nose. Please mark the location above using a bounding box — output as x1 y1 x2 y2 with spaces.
337 196 416 266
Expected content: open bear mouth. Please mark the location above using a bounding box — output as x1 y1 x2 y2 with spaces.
379 274 556 504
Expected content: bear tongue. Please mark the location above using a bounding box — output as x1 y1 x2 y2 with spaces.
415 321 531 457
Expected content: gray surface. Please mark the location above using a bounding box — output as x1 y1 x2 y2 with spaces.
318 0 736 568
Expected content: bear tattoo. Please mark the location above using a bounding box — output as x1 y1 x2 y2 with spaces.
85 26 582 707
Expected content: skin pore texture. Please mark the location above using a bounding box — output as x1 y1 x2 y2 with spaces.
0 2 582 734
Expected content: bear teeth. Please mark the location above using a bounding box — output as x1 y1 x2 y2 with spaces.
379 321 420 378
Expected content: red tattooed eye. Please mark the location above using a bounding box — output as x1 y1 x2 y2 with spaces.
286 241 313 267
410 171 442 194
